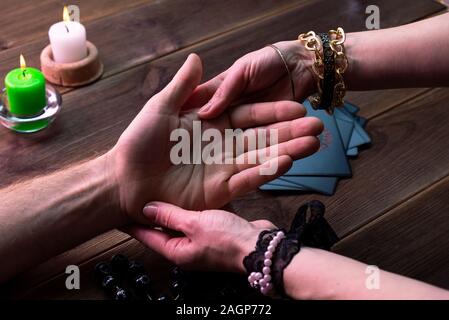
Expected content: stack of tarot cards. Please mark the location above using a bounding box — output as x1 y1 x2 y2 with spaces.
260 100 371 195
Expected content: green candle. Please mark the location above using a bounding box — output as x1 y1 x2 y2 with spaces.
5 55 46 117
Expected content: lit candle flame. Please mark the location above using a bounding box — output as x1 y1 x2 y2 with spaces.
20 54 26 69
63 6 70 22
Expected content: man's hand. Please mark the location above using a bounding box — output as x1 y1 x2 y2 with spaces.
107 54 323 224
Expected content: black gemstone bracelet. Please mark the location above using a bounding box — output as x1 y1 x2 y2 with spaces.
317 33 335 111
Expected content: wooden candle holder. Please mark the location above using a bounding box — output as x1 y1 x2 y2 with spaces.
40 41 103 87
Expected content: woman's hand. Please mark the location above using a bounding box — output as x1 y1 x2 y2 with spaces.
127 201 449 300
126 202 275 273
192 41 316 119
108 53 322 225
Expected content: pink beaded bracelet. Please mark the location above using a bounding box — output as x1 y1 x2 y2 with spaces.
247 230 285 296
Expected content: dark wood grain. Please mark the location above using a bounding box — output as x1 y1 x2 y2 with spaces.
7 230 130 296
326 88 449 235
2 0 311 293
44 85 449 296
334 174 449 289
0 0 307 95
346 88 431 119
15 237 167 299
5 0 447 299
0 0 150 51
22 141 449 298
229 88 449 237
0 0 442 189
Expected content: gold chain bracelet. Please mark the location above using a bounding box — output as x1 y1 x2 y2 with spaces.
298 27 347 114
329 27 348 108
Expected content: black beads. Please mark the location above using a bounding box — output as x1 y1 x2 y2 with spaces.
94 254 250 301
170 281 183 294
94 254 165 301
95 261 111 278
157 294 168 302
134 274 151 290
317 32 335 111
101 275 117 290
114 287 130 300
170 266 184 280
128 260 145 278
110 254 129 274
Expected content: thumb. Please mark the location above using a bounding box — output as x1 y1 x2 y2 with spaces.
142 201 199 234
197 62 245 119
156 53 203 113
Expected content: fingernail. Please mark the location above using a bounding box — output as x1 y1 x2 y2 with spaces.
143 204 158 219
198 102 212 114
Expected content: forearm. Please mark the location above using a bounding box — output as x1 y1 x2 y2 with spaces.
284 247 449 300
345 13 449 90
279 13 449 98
0 154 125 282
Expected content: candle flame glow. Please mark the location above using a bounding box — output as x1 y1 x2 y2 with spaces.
20 54 26 69
63 6 70 22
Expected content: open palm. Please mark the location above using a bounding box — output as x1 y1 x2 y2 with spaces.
109 54 322 224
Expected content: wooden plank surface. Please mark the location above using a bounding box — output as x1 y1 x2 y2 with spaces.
17 237 163 299
1 0 315 296
21 86 449 299
334 174 449 289
0 0 150 51
0 0 442 189
0 0 310 189
0 0 307 95
230 88 449 237
24 109 449 297
4 0 448 300
0 0 449 298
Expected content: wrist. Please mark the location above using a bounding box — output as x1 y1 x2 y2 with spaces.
233 227 266 274
94 151 128 227
273 40 317 100
283 247 336 300
341 32 357 91
233 220 277 274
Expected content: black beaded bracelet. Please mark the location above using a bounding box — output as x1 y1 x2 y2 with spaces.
317 33 335 111
299 27 347 114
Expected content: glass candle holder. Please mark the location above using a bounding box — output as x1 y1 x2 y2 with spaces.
0 84 62 133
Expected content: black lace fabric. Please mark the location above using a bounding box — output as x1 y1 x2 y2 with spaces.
243 229 286 283
243 200 339 299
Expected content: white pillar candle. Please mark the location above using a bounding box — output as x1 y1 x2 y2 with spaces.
48 8 87 63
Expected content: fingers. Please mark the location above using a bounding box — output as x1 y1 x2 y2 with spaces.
155 53 203 113
126 225 171 250
197 61 245 118
125 225 190 263
249 116 323 149
229 101 306 129
182 72 226 110
142 201 198 235
197 47 286 119
251 219 277 229
228 155 293 198
233 135 320 173
235 116 323 154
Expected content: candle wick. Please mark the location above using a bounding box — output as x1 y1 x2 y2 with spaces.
65 25 69 33
22 69 27 77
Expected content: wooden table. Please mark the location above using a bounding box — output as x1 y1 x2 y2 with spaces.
1 0 448 299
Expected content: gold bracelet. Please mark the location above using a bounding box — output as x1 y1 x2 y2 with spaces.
328 27 348 108
298 27 347 114
267 44 296 101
